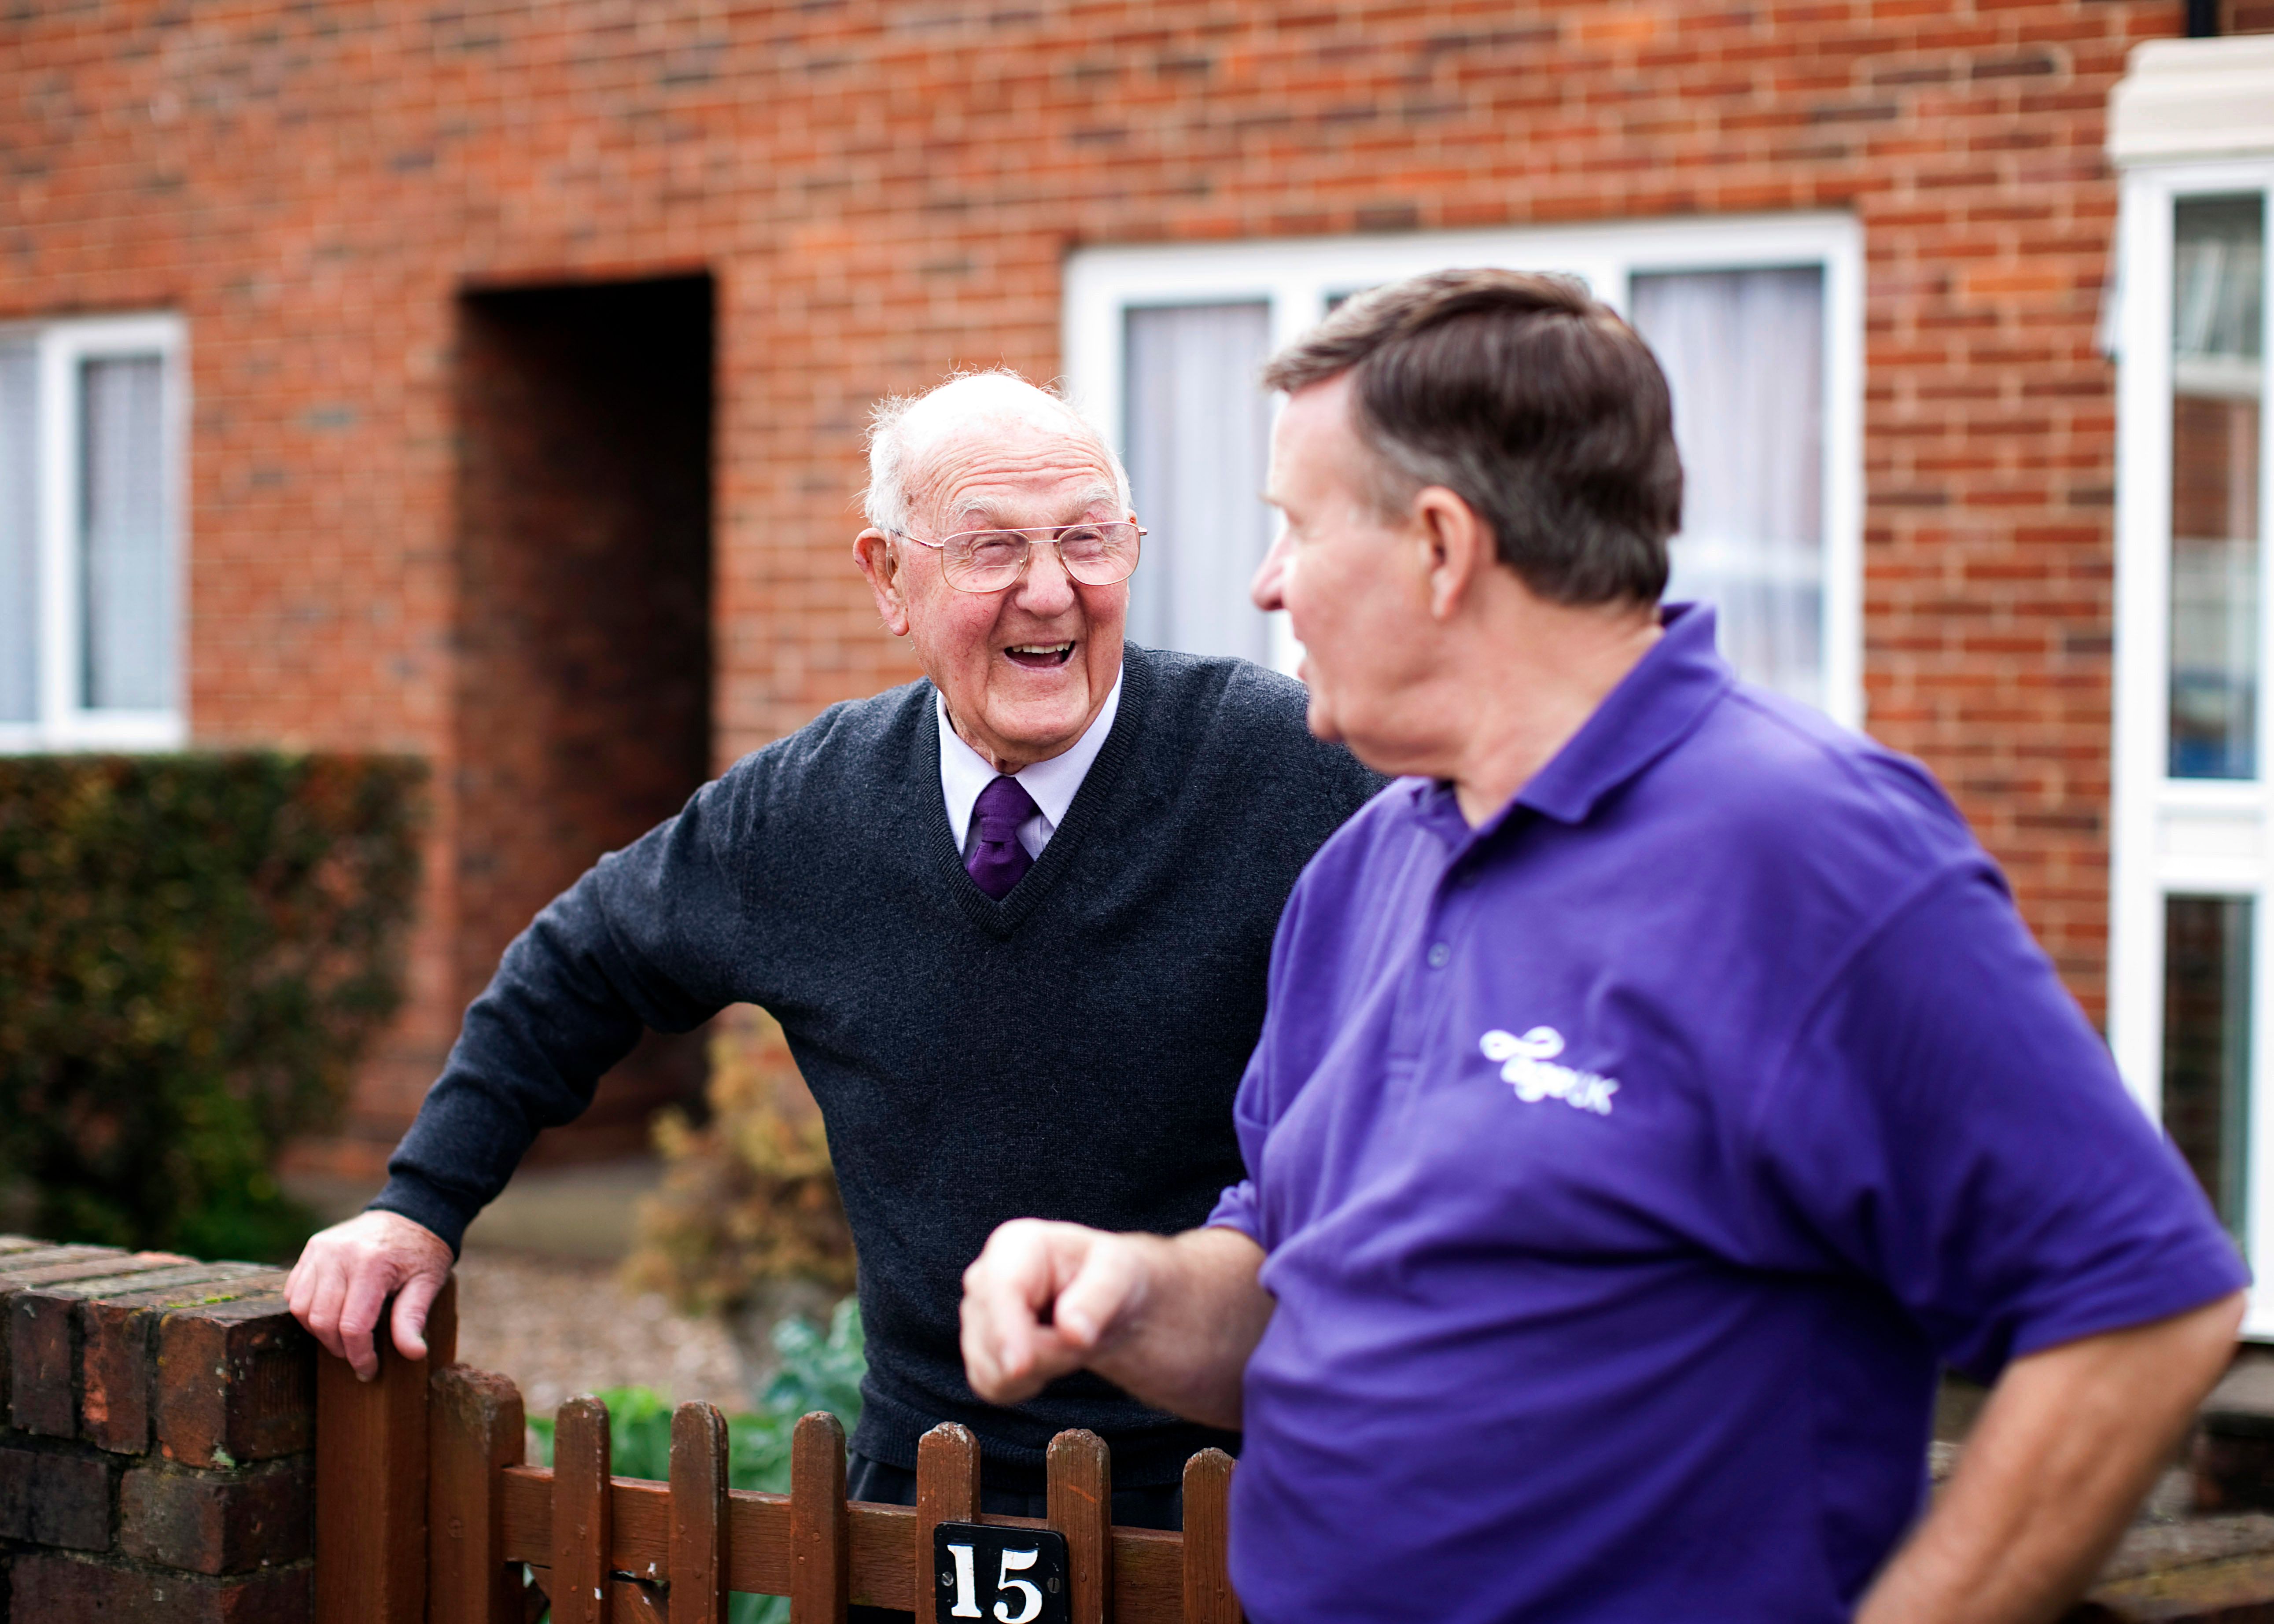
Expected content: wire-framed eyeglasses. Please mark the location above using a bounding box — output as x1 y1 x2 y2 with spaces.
892 522 1144 594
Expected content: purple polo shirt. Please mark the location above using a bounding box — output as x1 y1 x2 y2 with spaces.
1208 605 2245 1624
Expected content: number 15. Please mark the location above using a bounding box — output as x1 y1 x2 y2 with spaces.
945 1543 1043 1624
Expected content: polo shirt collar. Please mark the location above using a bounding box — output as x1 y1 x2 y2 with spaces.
1426 602 1734 840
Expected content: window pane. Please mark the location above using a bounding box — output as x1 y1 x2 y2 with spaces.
1631 267 1827 707
80 354 171 712
2165 895 2253 1246
0 346 35 723
1122 303 1274 663
2168 195 2263 781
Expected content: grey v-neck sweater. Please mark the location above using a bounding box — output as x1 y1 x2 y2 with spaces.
374 646 1383 1487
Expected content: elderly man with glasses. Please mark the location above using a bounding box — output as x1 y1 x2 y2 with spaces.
285 370 1382 1562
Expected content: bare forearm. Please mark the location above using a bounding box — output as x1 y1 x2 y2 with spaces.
1858 1292 2244 1624
1087 1227 1272 1429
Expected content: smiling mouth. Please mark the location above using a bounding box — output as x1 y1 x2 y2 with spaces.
1004 641 1076 670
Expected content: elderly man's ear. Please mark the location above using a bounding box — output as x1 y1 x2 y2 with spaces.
1414 486 1493 622
853 529 914 637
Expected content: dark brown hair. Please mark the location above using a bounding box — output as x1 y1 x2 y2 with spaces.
1261 268 1682 606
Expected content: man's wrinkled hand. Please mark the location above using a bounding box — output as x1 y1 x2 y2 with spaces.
284 1209 453 1383
960 1218 1152 1406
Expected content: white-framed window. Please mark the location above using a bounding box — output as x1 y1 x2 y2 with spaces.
1063 214 1865 727
2109 158 2274 1328
0 313 188 751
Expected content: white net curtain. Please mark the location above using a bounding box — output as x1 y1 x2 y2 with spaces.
1113 268 1832 708
0 346 36 723
0 346 173 725
1630 266 1828 709
1121 302 1278 665
80 355 172 714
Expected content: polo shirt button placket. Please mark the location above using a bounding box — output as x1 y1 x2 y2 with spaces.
1426 942 1451 969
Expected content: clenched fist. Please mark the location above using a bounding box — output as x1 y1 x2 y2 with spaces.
961 1219 1154 1407
959 1218 1269 1430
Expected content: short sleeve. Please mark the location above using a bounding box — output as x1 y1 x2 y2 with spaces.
1207 1178 1263 1243
1752 865 2248 1382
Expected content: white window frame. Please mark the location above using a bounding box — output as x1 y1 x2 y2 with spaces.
1063 214 1865 728
2108 159 2274 1331
0 312 189 752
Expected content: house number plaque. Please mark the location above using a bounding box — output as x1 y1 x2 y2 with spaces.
933 1523 1069 1624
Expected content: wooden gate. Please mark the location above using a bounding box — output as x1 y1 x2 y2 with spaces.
313 1279 1242 1623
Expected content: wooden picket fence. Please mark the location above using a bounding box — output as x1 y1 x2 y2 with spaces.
313 1279 1242 1623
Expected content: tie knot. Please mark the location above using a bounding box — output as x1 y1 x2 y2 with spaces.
965 775 1040 900
973 774 1039 840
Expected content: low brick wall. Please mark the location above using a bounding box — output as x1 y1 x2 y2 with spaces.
0 1237 312 1622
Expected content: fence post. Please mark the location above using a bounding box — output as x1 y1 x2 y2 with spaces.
1048 1430 1113 1624
429 1363 525 1624
553 1395 614 1624
916 1421 981 1600
790 1410 849 1624
671 1401 731 1624
315 1275 456 1624
1181 1449 1241 1624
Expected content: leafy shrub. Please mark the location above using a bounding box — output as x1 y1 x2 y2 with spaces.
624 1005 855 1328
0 753 426 1258
527 1298 865 1624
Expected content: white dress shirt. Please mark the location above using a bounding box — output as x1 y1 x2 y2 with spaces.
938 667 1125 861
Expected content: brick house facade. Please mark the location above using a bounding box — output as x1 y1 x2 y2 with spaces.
1 3 2267 1204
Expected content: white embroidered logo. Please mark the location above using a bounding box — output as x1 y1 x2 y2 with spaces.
1479 1027 1621 1117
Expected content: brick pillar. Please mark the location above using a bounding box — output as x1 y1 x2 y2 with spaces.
0 1236 313 1622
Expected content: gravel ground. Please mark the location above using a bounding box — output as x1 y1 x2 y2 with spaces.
451 1246 750 1420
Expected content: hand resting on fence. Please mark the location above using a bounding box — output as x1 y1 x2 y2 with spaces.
286 1208 456 1381
960 1219 1271 1429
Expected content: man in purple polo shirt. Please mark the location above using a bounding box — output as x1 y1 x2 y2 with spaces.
960 269 2249 1623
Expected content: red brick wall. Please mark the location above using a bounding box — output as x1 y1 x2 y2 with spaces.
0 0 2199 1161
0 1239 313 1620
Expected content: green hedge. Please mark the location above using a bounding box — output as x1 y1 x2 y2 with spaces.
0 753 427 1259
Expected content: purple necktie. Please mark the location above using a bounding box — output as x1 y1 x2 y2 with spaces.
967 774 1040 899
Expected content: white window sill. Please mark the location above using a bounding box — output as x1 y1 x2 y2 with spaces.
0 713 188 754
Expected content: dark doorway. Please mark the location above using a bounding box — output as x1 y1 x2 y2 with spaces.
453 273 715 1160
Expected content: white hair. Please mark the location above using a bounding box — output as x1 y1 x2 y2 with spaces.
862 368 1131 535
